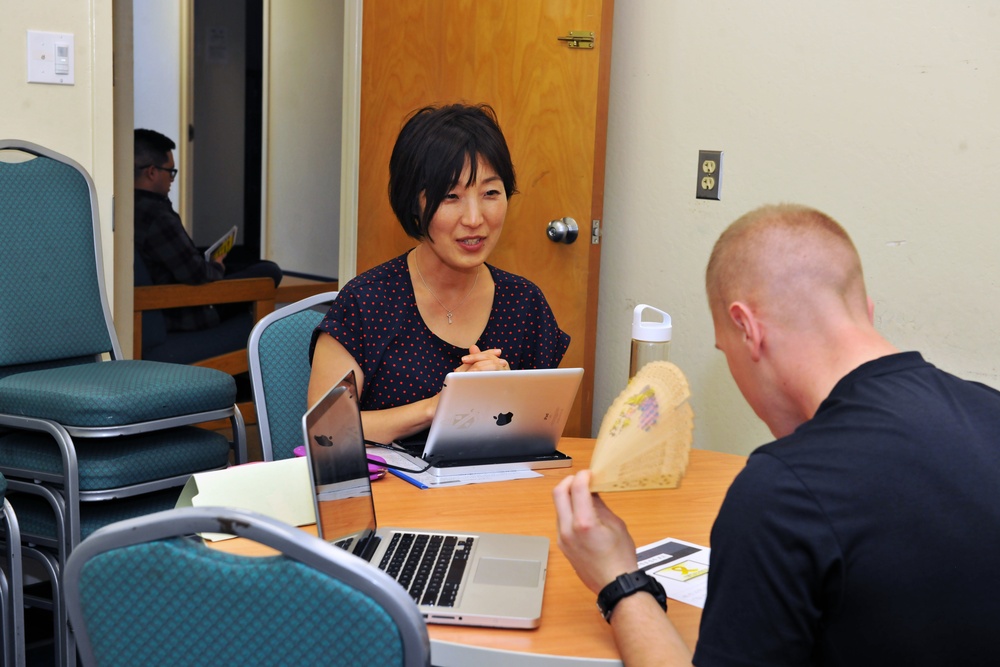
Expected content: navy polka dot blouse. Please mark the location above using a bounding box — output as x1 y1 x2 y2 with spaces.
311 251 570 411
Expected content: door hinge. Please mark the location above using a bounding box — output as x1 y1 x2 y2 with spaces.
591 219 601 245
557 31 595 49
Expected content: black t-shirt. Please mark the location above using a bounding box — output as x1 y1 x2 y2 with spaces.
695 352 1000 667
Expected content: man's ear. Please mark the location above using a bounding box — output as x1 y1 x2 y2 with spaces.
728 301 763 361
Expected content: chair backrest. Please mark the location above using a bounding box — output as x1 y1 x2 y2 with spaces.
0 140 120 369
248 291 337 460
64 506 430 667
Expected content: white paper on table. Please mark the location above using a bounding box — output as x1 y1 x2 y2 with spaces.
175 458 314 541
371 447 541 488
636 536 711 608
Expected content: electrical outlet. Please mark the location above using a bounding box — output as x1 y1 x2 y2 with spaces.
696 150 723 200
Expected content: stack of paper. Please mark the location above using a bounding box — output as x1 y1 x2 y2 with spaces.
589 361 694 492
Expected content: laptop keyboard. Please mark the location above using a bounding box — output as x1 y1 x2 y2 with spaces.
377 532 475 607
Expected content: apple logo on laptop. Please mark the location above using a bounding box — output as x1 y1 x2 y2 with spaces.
494 411 514 426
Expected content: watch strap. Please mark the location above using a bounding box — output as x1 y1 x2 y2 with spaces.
596 570 668 623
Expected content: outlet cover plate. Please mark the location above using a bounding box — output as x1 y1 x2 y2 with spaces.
696 150 723 200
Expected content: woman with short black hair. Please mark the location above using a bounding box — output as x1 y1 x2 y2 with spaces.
308 103 569 445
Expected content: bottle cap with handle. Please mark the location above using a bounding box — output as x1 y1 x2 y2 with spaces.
630 304 672 379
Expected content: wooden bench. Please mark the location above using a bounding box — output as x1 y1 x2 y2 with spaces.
276 275 339 305
133 278 277 428
132 275 335 434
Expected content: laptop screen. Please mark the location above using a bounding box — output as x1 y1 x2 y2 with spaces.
303 371 378 556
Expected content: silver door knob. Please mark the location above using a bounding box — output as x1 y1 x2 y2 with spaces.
546 217 579 244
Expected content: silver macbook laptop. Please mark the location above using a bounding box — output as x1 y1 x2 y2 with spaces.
303 371 550 629
408 367 584 476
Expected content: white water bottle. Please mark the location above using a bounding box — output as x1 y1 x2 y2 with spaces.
629 304 672 379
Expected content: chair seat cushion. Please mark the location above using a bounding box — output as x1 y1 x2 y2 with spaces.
0 360 236 427
0 426 230 490
9 486 183 543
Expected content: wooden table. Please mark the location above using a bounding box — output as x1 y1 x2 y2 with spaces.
216 438 745 665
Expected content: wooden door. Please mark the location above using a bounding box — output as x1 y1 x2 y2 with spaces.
358 0 613 437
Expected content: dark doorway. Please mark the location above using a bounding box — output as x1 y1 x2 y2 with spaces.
242 0 263 261
192 0 263 263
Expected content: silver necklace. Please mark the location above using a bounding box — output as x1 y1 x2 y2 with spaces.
413 250 480 324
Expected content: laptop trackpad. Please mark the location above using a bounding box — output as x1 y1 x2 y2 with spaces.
474 558 540 587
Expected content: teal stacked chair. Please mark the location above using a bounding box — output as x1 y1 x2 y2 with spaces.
248 291 338 460
64 506 430 667
0 139 247 666
0 473 25 667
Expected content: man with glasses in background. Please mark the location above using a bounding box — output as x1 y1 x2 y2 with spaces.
134 128 281 333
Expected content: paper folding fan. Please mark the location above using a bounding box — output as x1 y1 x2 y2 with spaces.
589 361 694 492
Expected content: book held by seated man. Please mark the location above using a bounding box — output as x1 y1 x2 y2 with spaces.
204 225 238 262
589 361 694 492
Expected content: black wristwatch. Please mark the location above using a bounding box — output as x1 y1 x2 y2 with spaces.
596 570 668 623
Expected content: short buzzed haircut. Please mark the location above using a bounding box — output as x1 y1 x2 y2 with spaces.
706 204 866 319
134 128 176 171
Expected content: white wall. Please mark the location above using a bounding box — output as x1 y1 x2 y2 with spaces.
133 1 181 145
264 0 343 279
596 1 1000 455
0 0 116 298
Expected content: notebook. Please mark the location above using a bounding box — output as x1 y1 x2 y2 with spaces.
303 371 550 629
403 367 584 476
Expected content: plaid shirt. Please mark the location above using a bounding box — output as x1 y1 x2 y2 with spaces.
134 189 225 331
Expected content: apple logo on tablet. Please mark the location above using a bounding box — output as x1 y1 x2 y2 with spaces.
494 411 514 426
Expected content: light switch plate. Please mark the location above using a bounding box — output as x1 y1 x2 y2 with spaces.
27 30 75 85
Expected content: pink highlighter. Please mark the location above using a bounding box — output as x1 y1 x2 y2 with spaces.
293 446 388 481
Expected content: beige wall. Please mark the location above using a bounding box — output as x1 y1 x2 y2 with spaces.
263 0 344 278
595 1 1000 454
0 1 116 303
